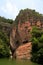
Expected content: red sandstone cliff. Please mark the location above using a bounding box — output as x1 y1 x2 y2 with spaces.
10 20 43 59
15 42 32 59
10 9 43 59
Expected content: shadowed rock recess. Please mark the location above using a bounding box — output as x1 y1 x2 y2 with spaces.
10 9 43 59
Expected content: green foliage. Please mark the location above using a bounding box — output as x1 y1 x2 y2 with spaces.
32 37 39 53
0 30 10 58
31 27 43 64
0 16 14 24
0 16 14 58
39 35 43 43
15 8 43 26
0 24 10 58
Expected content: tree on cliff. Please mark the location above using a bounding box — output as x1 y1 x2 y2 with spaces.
14 8 43 26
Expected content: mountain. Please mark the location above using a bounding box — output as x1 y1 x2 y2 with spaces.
15 8 43 26
10 9 43 59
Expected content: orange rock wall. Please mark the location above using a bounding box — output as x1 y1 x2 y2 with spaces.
16 42 32 59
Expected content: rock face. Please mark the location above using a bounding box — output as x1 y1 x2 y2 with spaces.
15 42 32 59
10 21 32 56
10 20 43 59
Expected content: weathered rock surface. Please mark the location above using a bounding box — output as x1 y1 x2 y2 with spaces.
15 42 32 59
10 20 43 59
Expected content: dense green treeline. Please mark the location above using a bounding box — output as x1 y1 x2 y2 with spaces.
31 27 43 64
0 16 14 24
0 31 10 58
0 16 14 58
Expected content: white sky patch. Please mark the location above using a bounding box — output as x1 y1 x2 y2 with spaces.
16 0 36 10
0 0 43 19
1 0 19 20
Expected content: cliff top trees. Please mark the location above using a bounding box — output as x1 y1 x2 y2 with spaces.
15 8 43 26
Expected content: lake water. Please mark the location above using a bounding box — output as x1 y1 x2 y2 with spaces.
0 58 40 65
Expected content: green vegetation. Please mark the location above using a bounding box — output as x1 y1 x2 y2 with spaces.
0 16 14 24
31 27 43 64
0 16 14 58
0 30 10 58
15 8 43 26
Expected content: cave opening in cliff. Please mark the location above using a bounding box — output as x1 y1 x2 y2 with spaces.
23 40 28 44
16 40 20 47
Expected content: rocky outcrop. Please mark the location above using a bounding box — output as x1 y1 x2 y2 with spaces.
15 42 32 59
10 20 43 59
10 21 32 56
10 9 43 59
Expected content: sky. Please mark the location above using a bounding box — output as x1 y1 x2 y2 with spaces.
0 0 43 20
